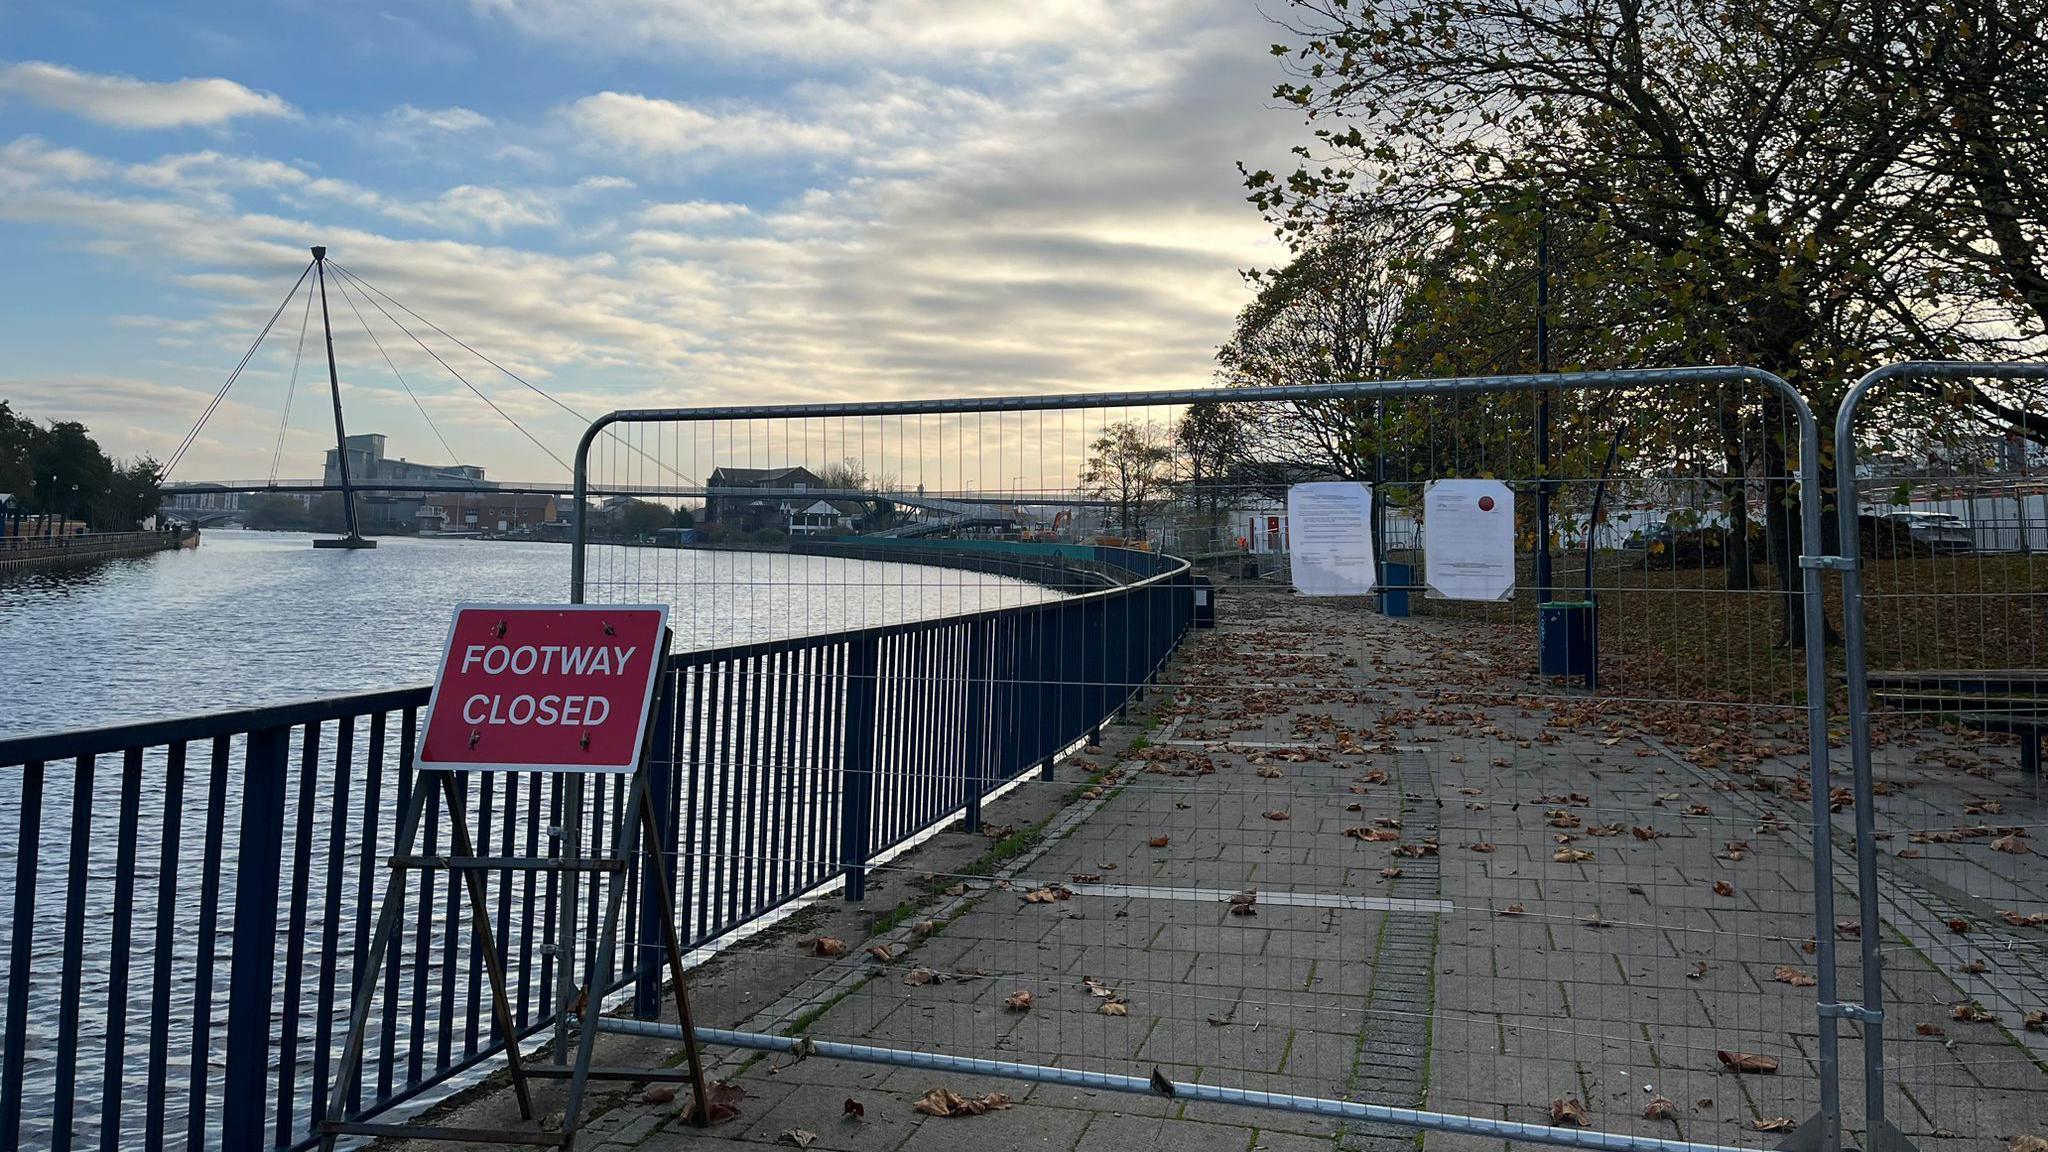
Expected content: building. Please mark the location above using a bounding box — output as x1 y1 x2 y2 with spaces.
703 466 824 533
789 498 864 536
416 492 559 535
323 433 492 528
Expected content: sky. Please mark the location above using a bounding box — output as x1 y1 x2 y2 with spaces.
0 0 1304 483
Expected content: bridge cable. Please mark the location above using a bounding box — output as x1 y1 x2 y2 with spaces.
320 266 571 473
331 273 486 491
268 271 316 486
164 259 315 479
328 261 698 489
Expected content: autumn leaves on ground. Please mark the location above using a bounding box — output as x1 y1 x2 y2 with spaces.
494 574 2041 1152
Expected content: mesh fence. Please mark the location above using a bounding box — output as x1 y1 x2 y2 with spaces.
571 371 1848 1151
1835 364 2048 1152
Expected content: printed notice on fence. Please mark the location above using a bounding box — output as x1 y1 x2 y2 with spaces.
418 603 670 773
1424 479 1516 601
1287 482 1378 597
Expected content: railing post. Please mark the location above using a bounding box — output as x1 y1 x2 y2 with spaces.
839 636 881 901
223 724 290 1151
1084 598 1105 745
962 622 991 834
634 666 679 1020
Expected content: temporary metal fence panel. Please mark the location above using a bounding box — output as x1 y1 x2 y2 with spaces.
1831 362 2048 1152
568 368 1846 1152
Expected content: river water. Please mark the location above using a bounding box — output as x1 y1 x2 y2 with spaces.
0 529 1060 1148
0 528 1057 739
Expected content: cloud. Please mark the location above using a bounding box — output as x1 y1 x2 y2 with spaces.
387 104 493 133
642 200 750 225
471 0 1183 65
560 91 859 158
0 135 113 188
2 1 1302 481
0 61 294 129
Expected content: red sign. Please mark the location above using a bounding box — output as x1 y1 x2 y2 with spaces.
419 603 670 773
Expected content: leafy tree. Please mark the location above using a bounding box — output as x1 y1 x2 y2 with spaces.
0 404 164 529
672 505 696 529
1079 421 1173 540
0 401 36 502
1242 0 2048 640
1176 401 1255 548
246 493 313 530
616 499 673 537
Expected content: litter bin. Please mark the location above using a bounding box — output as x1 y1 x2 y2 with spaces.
1539 600 1597 685
1192 575 1217 629
1378 561 1412 617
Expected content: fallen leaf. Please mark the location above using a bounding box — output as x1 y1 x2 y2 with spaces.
1555 848 1594 863
1263 809 1291 821
1714 881 1735 897
1773 965 1817 987
844 1098 865 1120
1380 866 1404 879
803 937 846 958
1256 765 1284 779
1347 827 1401 842
1993 834 2031 855
1959 959 1989 974
904 967 944 986
1952 1001 1994 1023
1004 990 1034 1011
681 1081 747 1124
1071 872 1103 884
1100 1001 1129 1016
1717 1051 1778 1074
1687 962 1710 980
1549 1098 1589 1127
1754 1117 1796 1133
1148 835 1170 848
1948 918 1972 934
643 1086 676 1104
1644 1096 1678 1120
913 1087 1013 1117
1632 826 1659 841
780 1129 817 1148
914 919 938 936
1082 976 1116 998
2009 1138 2048 1152
1470 842 1497 853
2022 1011 2045 1033
1916 1023 1945 1037
1498 904 1526 916
867 944 893 962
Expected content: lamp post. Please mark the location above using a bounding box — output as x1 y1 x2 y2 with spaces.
1534 191 1553 605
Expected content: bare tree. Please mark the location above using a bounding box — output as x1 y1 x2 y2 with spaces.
1079 421 1173 541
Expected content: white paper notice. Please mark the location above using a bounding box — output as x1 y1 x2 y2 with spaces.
1287 482 1377 596
1424 479 1516 601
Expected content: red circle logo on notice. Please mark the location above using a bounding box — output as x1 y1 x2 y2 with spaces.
1477 496 1496 512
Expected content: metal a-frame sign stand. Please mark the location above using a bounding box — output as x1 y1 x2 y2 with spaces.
319 604 713 1149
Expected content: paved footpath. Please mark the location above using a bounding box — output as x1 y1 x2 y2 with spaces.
411 586 2045 1152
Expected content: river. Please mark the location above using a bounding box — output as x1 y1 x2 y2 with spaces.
0 528 1059 739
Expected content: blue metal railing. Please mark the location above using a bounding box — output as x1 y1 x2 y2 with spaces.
0 545 1191 1150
